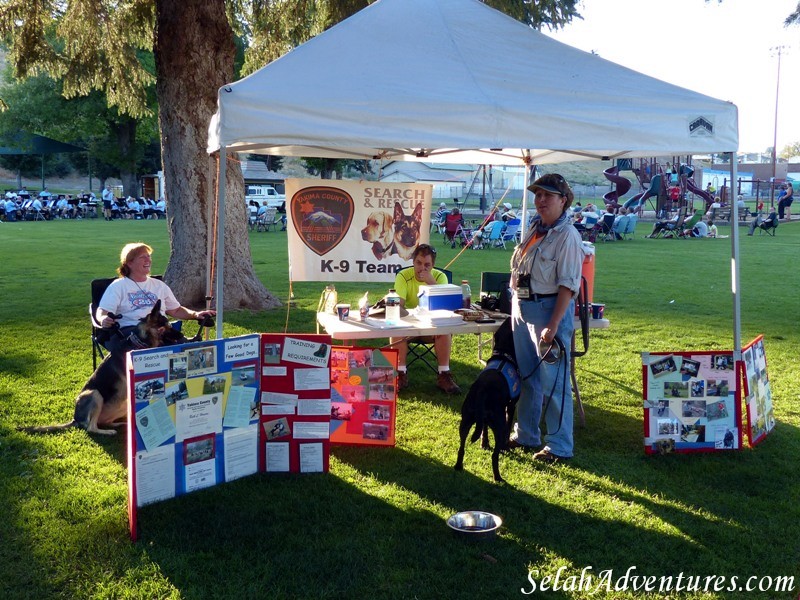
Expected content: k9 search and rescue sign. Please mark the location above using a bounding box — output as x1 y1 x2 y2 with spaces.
285 178 433 282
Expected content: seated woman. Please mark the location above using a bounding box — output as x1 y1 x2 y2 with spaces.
96 243 216 352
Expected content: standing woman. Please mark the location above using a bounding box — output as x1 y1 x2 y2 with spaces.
508 174 584 463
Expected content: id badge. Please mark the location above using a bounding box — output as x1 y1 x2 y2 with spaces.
516 274 530 299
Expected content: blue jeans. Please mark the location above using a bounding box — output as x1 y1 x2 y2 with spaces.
511 296 575 457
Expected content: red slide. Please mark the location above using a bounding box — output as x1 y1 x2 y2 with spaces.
603 166 632 209
686 177 715 208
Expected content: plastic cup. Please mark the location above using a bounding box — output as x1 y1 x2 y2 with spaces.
591 303 605 320
336 303 351 321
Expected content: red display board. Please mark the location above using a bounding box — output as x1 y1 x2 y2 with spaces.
259 333 331 473
330 346 398 446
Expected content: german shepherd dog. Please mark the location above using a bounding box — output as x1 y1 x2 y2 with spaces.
454 317 519 482
390 201 423 260
20 301 210 436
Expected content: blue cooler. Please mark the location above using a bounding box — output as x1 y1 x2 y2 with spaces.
417 284 463 311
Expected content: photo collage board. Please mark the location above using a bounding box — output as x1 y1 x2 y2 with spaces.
259 333 332 475
642 350 741 454
127 334 261 539
741 335 774 446
330 346 399 446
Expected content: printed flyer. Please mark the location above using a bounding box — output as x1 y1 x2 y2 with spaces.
741 336 775 446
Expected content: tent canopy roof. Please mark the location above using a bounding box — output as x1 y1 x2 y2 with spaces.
0 132 85 155
208 0 738 166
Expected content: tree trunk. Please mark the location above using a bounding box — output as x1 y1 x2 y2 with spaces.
114 117 139 197
154 0 278 311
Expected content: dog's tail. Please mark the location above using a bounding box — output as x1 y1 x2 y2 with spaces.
17 421 78 434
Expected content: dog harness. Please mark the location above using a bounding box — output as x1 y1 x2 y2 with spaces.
485 354 521 399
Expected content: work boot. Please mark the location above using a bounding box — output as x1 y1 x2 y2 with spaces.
436 371 461 394
397 371 409 390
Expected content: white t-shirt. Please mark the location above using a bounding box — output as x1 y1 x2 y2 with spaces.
99 277 181 328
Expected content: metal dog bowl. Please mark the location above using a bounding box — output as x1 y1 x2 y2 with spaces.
446 511 502 540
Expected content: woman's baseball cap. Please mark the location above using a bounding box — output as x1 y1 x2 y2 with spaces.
527 173 572 197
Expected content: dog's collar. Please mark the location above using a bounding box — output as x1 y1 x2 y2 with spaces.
125 331 151 350
373 240 394 255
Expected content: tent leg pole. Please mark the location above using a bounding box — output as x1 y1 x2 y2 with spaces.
215 148 226 340
729 154 740 354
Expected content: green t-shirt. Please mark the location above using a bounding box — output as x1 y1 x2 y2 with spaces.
394 267 449 309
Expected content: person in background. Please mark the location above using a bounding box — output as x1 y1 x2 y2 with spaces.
778 182 793 220
707 218 718 238
747 206 778 235
102 185 114 221
391 244 460 395
97 242 216 353
508 173 583 463
496 202 517 222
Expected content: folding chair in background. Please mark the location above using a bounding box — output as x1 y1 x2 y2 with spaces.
499 218 521 248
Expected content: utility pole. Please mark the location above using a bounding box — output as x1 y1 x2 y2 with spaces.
770 45 787 207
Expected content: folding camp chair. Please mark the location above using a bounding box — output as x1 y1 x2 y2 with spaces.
622 214 638 239
443 213 463 247
758 217 778 236
676 210 704 238
598 213 616 242
476 271 512 363
256 207 279 232
406 268 453 373
499 218 521 248
482 221 504 248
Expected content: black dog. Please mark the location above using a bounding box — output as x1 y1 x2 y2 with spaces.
454 317 520 482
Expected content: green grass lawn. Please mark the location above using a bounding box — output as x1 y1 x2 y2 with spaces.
1 218 798 599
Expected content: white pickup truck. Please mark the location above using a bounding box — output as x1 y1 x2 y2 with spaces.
245 184 285 208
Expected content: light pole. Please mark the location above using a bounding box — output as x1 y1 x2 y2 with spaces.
770 45 787 206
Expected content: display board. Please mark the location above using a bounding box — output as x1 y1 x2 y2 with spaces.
642 351 741 454
127 334 261 538
741 336 775 446
330 346 399 446
259 333 332 473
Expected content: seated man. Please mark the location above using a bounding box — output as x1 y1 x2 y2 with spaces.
391 244 460 394
686 218 708 238
572 204 599 233
496 202 517 222
647 211 682 238
155 197 166 218
747 207 778 235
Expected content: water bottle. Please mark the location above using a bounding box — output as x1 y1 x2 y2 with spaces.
385 289 401 325
461 279 472 309
322 285 338 313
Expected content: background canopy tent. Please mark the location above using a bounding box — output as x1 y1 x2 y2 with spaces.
0 131 86 190
207 0 741 343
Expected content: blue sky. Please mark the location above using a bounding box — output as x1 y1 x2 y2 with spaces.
545 0 800 153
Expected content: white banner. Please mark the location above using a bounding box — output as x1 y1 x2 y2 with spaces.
285 179 432 282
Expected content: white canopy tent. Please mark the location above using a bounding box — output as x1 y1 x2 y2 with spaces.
208 0 741 349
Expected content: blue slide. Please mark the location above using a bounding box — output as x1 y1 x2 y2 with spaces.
624 174 662 211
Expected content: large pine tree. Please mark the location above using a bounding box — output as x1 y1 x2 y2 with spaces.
0 0 580 311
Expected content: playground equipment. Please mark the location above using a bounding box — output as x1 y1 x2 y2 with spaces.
624 174 662 213
602 166 632 211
